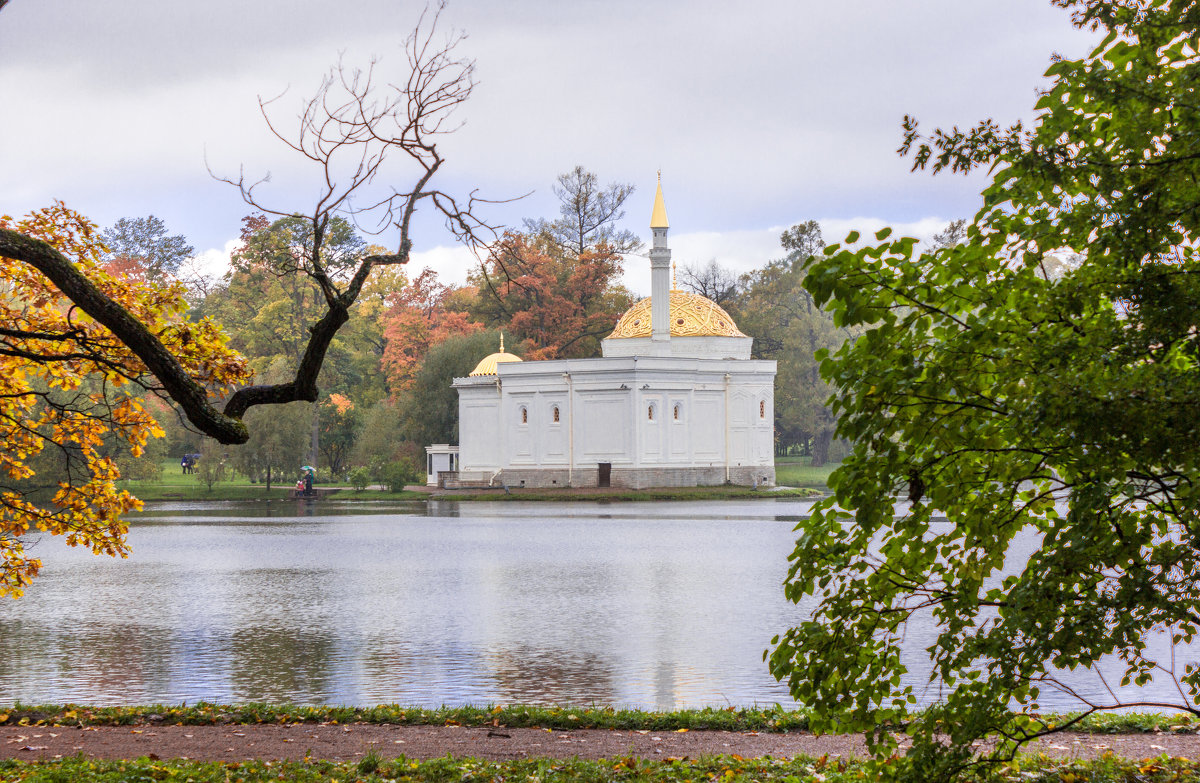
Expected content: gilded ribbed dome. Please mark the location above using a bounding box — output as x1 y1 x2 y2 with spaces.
608 291 746 339
468 334 522 376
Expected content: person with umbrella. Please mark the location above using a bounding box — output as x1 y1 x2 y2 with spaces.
301 465 315 496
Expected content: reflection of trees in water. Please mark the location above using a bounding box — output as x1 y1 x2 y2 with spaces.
425 501 461 518
359 640 491 704
0 621 175 702
359 640 417 699
486 646 617 706
230 627 335 703
0 621 45 685
76 626 159 698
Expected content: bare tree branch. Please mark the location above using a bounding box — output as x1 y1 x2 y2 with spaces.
2 2 512 445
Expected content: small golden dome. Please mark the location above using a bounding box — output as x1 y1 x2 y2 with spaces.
608 291 746 339
468 334 522 376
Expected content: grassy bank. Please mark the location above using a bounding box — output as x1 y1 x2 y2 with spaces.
1 753 1195 783
0 704 808 732
4 706 1196 782
125 483 816 503
774 457 838 489
3 703 1197 736
124 481 426 503
121 458 826 503
121 460 424 502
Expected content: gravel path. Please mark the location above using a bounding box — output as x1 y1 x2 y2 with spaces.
4 724 1199 763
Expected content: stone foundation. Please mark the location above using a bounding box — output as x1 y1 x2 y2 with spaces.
497 465 775 490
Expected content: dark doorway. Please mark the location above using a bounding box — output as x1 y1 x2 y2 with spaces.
598 462 611 488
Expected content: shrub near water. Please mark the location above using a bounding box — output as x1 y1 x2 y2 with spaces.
347 466 372 491
373 457 420 492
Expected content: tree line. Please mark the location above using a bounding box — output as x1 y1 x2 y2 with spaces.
118 164 881 491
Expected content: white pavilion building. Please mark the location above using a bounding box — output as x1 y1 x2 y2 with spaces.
447 179 776 489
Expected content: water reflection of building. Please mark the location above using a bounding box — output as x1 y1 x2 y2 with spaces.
486 645 618 706
230 626 336 703
55 625 161 703
449 178 777 489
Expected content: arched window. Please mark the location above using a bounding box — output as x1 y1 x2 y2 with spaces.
759 400 766 419
520 406 528 424
673 404 681 421
552 406 560 423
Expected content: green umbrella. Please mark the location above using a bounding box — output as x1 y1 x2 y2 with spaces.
300 465 316 474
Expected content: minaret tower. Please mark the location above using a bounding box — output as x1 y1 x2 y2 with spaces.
649 172 671 349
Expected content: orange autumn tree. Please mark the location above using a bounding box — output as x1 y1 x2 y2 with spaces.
380 268 483 392
0 204 251 597
472 231 631 360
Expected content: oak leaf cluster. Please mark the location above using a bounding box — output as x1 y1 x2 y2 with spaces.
0 204 251 597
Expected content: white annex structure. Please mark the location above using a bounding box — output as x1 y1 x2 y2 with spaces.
450 178 777 489
424 444 459 487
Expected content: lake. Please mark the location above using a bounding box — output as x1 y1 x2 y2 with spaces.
0 498 1190 711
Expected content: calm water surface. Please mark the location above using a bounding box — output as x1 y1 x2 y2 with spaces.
0 498 1191 711
0 499 813 709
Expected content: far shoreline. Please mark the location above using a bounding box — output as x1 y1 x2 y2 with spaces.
127 483 824 505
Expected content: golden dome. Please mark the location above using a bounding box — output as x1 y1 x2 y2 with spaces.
468 334 522 376
608 291 746 339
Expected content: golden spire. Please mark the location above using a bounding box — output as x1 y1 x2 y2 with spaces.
650 172 669 229
499 332 505 353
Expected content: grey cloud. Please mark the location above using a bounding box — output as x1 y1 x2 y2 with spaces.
1 0 1097 254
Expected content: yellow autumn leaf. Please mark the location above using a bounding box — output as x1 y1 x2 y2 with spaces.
0 204 252 598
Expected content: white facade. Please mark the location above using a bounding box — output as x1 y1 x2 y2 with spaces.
453 355 775 489
424 444 460 487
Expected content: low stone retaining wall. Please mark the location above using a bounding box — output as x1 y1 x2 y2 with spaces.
498 465 775 490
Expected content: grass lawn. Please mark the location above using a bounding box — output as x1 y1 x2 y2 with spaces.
120 459 288 501
4 755 1196 783
3 705 1198 782
120 460 425 502
6 702 1196 735
119 458 832 501
773 456 837 489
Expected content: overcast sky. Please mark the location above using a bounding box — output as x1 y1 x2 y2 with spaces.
0 1 1097 295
